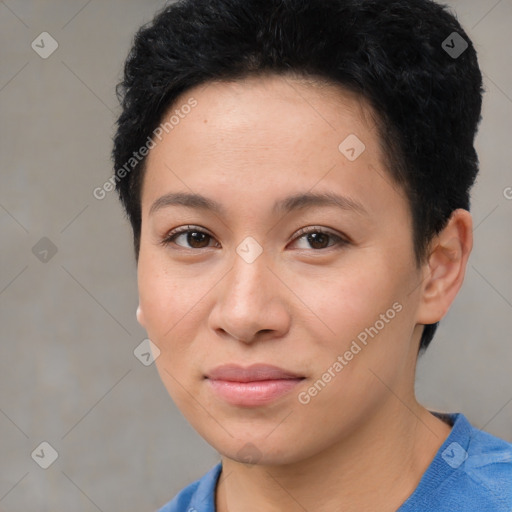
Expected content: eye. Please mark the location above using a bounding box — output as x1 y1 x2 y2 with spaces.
160 225 218 250
290 226 349 251
160 225 349 251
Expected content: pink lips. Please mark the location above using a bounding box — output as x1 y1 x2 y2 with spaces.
205 364 304 407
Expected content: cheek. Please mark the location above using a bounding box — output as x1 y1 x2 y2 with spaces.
291 261 395 341
137 253 213 375
292 256 414 379
137 261 204 408
138 253 193 336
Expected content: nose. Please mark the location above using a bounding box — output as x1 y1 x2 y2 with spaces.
208 247 291 344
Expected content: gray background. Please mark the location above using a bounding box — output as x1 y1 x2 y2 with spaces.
0 1 511 511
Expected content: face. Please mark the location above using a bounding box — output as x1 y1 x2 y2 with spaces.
137 74 426 465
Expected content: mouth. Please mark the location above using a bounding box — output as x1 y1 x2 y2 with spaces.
205 363 304 382
205 363 306 407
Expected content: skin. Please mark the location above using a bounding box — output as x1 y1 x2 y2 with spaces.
136 74 473 512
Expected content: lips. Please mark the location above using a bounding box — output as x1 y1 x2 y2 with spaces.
205 364 305 407
205 363 304 382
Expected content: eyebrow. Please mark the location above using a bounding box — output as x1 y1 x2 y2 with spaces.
149 191 368 217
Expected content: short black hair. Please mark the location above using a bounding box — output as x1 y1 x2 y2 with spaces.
112 0 484 353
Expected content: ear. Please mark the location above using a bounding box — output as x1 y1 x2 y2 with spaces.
136 304 146 328
415 209 473 325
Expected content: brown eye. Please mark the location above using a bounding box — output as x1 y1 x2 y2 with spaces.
291 227 349 251
160 225 348 251
161 226 218 249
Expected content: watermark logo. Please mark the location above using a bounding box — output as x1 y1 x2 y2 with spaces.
441 442 468 469
236 236 263 264
236 442 263 466
31 32 58 59
339 134 366 161
442 32 468 59
31 441 58 469
32 237 58 263
134 338 160 366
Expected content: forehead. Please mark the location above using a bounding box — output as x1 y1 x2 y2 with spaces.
170 74 376 147
141 74 406 221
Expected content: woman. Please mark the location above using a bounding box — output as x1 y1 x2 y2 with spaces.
111 0 512 510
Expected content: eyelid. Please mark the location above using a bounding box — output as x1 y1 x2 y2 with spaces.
159 225 216 247
160 224 350 250
291 225 348 243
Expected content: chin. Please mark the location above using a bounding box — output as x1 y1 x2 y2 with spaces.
198 426 312 467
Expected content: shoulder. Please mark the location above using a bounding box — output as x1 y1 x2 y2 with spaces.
462 418 512 501
156 463 222 512
400 413 512 511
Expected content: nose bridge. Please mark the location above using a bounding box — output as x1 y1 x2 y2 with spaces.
212 238 289 342
228 239 270 308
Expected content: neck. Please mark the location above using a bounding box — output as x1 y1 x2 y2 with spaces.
216 400 452 512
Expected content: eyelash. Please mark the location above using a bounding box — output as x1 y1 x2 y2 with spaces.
160 225 349 251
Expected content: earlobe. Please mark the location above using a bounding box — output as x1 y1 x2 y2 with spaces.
136 304 146 327
416 209 473 325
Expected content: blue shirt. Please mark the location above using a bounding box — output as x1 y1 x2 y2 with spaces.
157 413 512 511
